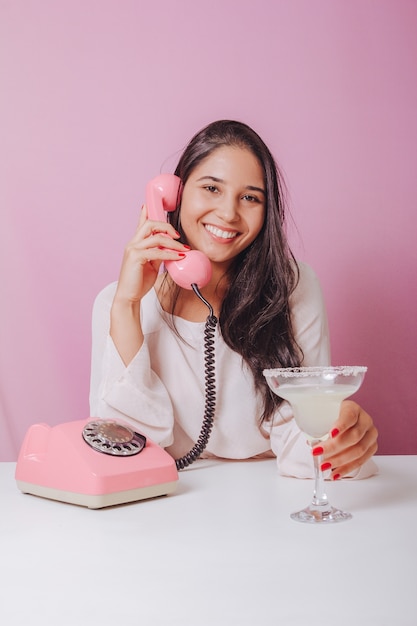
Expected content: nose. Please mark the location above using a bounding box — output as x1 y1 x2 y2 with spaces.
216 194 239 222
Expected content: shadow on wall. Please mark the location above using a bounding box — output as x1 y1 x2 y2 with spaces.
327 259 416 455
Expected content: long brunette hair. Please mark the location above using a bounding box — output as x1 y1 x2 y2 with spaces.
169 120 302 421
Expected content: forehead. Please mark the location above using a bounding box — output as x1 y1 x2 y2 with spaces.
192 145 264 185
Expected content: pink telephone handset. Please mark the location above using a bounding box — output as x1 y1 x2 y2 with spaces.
145 174 212 290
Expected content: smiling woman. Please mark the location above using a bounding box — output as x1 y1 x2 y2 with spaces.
89 120 378 480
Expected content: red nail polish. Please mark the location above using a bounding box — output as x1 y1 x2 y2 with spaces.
321 462 332 471
312 446 324 456
331 428 340 438
333 473 341 481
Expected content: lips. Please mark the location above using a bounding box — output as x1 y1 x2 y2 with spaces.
204 224 239 239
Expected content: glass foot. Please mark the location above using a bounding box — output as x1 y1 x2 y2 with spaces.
290 505 352 524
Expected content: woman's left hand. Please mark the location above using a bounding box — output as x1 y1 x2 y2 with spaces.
315 401 378 479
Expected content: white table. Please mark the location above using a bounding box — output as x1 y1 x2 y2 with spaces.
1 456 416 625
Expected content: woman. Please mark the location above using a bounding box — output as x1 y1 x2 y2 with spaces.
90 120 378 478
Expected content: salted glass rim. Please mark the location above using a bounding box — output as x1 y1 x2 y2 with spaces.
263 365 367 378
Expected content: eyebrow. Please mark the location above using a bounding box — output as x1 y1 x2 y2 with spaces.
196 175 265 196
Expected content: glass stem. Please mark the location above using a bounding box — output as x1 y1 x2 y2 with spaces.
311 450 330 511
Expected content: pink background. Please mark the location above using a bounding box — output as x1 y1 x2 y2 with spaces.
1 0 416 460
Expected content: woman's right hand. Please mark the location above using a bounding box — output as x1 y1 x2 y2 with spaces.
113 205 190 306
110 206 189 365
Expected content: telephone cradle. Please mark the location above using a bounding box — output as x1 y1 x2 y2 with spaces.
15 418 179 508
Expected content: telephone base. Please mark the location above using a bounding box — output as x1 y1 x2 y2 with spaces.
15 418 179 508
16 479 178 509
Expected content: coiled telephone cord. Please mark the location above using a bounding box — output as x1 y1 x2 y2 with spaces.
175 284 218 470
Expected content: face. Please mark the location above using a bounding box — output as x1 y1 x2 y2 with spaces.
179 146 266 271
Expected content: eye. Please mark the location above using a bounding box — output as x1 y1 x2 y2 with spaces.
242 194 261 203
204 185 219 193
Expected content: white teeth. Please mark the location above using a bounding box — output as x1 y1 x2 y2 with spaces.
205 224 238 239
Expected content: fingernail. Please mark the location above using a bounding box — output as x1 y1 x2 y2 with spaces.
312 446 324 456
321 462 332 471
177 253 186 258
331 428 340 438
182 244 191 250
332 473 341 481
174 230 181 238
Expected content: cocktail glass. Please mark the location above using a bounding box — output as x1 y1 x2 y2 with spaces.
263 366 367 524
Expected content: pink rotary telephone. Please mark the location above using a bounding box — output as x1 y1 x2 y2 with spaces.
15 419 179 508
15 174 215 508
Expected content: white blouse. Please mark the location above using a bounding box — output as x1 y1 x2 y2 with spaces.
89 262 375 478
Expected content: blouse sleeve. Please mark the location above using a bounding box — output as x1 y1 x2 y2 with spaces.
89 283 174 447
267 263 377 480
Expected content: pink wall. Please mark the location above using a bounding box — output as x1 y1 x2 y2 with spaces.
1 0 416 460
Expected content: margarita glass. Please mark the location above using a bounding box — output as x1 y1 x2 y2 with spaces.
263 366 367 524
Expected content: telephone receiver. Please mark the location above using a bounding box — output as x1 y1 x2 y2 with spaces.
145 174 212 290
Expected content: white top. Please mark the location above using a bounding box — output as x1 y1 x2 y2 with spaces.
89 262 374 478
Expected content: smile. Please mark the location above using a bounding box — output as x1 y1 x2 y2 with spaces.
204 224 239 239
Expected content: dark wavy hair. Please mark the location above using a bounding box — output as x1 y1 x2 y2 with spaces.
168 120 302 421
